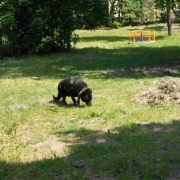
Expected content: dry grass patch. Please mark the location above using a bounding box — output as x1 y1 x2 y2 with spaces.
132 77 180 106
9 104 29 110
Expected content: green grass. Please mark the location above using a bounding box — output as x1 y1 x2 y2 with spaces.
0 24 180 179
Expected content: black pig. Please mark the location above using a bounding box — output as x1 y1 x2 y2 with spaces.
53 77 92 106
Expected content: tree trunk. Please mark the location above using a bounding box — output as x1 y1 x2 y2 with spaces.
166 2 172 36
109 1 115 29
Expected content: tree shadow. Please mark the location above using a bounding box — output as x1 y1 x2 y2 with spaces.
126 25 165 32
143 25 165 31
0 46 179 79
80 36 128 43
1 120 180 179
80 32 166 43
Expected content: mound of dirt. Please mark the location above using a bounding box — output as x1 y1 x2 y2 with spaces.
132 77 180 106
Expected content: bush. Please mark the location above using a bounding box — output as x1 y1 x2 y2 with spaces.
0 0 108 56
113 21 121 28
172 18 180 23
37 36 58 53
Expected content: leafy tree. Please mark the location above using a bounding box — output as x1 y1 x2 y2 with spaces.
172 1 180 17
76 0 109 29
0 0 108 56
118 0 142 25
139 0 156 24
155 0 180 35
116 0 156 25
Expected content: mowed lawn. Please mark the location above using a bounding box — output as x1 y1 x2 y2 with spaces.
0 24 180 180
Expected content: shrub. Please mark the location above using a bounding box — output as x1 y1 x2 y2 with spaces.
0 0 108 56
113 21 121 28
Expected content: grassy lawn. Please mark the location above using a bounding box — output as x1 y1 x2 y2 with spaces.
0 24 180 180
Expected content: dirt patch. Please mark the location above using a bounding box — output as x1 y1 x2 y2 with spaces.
38 99 52 104
10 104 29 110
93 94 102 98
30 76 40 80
33 139 70 152
89 63 180 77
167 170 180 180
82 138 118 145
132 77 180 106
162 26 180 31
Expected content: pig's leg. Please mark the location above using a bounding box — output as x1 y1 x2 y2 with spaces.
71 96 77 106
77 96 80 105
62 96 67 105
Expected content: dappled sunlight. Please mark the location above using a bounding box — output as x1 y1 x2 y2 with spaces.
0 46 180 80
0 25 180 79
0 25 180 179
1 120 180 179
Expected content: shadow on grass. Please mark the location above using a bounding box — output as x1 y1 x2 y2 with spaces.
80 34 166 43
0 46 180 80
79 36 128 43
49 100 87 110
126 25 165 32
1 120 180 179
143 25 165 31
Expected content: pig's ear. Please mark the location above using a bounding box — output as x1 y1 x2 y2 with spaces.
86 88 92 93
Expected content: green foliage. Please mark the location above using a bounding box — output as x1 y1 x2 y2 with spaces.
120 0 142 25
155 0 180 10
118 0 156 25
113 20 122 28
0 0 108 56
172 17 180 23
74 0 109 29
37 36 58 53
154 0 180 35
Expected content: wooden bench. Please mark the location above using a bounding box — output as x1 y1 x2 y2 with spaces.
128 29 155 43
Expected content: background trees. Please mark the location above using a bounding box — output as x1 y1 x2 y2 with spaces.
119 0 142 25
155 0 180 35
109 0 180 35
0 0 180 56
0 0 108 56
112 0 156 26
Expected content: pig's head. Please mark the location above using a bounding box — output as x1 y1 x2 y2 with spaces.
80 88 92 106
